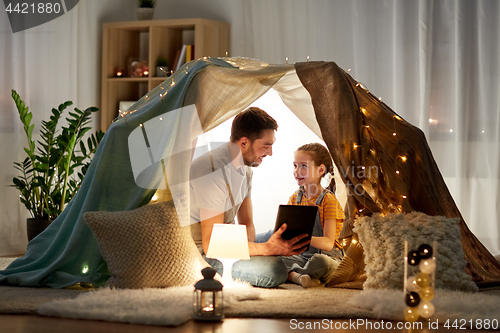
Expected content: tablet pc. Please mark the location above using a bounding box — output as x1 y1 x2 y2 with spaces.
273 205 318 250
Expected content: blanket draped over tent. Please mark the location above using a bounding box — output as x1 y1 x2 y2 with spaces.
1 58 499 288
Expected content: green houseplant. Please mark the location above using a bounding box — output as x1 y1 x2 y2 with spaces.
137 0 155 7
11 89 104 240
155 56 169 77
136 0 155 20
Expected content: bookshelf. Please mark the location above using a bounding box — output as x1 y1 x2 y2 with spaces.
100 18 231 131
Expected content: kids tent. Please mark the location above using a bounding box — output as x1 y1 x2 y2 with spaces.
1 57 499 288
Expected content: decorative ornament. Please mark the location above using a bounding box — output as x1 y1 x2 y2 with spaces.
403 241 437 322
416 272 431 288
408 250 421 266
418 244 433 259
418 301 435 318
404 307 419 322
404 292 420 307
406 276 419 292
419 258 436 274
419 286 435 302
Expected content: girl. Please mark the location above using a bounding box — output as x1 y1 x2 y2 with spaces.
283 143 344 287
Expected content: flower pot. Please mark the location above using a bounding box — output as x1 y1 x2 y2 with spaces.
137 7 154 20
27 218 52 241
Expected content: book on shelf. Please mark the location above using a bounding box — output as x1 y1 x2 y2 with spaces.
174 44 195 71
186 45 195 62
176 45 187 70
171 50 181 72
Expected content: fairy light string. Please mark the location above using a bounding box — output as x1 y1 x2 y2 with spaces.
354 75 408 214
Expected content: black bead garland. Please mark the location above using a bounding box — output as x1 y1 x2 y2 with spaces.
405 242 436 321
418 244 433 259
408 250 421 266
405 291 421 307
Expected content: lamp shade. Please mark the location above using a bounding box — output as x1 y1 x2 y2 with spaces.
206 224 250 260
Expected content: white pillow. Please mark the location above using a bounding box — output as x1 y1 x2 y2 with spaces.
353 212 477 292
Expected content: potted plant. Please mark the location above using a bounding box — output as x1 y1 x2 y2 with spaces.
11 90 105 241
155 56 169 77
137 0 155 20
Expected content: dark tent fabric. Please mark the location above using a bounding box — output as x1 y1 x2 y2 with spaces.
295 61 500 284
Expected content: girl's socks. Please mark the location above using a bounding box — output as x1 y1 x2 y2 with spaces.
289 271 321 288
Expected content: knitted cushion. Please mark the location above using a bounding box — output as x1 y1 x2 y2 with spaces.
353 212 477 292
84 201 208 289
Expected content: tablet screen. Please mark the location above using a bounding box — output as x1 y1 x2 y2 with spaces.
273 205 318 250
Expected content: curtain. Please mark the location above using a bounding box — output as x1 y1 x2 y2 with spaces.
243 0 500 255
0 0 139 255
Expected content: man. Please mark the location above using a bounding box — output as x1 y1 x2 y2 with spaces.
190 107 309 287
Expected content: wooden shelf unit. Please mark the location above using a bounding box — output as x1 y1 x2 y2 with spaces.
100 18 231 130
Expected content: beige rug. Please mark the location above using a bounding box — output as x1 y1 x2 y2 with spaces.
0 257 370 325
3 257 500 328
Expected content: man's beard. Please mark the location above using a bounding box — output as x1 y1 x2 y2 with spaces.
242 144 261 167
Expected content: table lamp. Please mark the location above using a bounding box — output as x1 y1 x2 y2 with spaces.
206 224 250 286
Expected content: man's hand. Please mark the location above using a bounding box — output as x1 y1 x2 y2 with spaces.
264 223 310 256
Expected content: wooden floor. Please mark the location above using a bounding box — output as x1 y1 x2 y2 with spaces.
2 315 499 333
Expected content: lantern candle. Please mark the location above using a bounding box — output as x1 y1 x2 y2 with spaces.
193 267 223 321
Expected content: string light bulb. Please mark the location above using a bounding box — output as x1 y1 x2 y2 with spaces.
307 56 310 62
286 57 289 64
357 82 367 90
